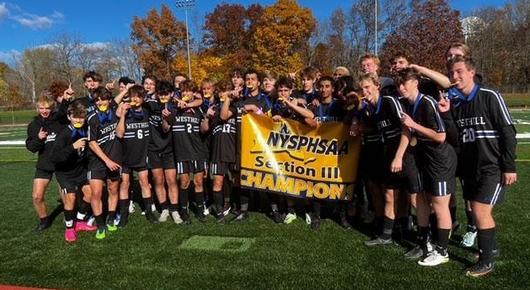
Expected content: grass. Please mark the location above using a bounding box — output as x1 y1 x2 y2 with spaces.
0 161 529 290
0 110 35 125
504 94 530 108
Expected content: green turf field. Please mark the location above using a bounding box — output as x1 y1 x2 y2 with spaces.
0 162 529 290
1 108 529 289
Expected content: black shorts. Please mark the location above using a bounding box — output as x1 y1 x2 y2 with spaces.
56 171 88 194
122 166 148 175
360 143 384 182
210 161 236 176
385 152 422 193
176 160 207 174
147 151 176 170
462 172 505 205
422 174 456 196
88 162 121 181
34 168 53 180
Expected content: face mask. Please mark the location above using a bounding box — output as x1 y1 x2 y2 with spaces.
98 104 108 112
73 122 83 128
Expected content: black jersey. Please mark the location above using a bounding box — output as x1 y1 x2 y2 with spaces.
169 108 207 161
418 78 440 101
380 76 398 96
121 108 150 168
210 103 237 163
295 89 319 104
309 99 346 123
87 101 122 166
358 101 384 145
271 98 307 122
407 94 456 174
145 99 172 154
26 115 62 172
242 92 273 115
451 85 517 177
373 96 404 144
51 125 88 179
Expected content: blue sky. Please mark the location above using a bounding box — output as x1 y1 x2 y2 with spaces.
0 0 511 63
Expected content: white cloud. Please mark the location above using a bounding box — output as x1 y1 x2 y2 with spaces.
7 6 64 30
12 13 54 29
51 10 63 19
0 49 21 66
0 2 9 20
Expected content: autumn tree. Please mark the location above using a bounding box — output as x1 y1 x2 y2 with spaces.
131 5 187 80
467 0 530 92
251 0 316 76
380 0 464 74
202 3 264 73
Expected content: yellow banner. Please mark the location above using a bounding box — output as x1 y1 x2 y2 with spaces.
240 113 361 201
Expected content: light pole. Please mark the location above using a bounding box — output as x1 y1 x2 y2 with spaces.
175 0 195 80
374 0 378 55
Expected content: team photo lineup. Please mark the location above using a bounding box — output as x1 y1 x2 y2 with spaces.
26 41 517 279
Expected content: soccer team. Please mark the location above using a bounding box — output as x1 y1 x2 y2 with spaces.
26 42 516 278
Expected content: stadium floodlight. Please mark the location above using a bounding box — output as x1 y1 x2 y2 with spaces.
175 0 195 79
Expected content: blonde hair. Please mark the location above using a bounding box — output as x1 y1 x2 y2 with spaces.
358 73 380 87
36 92 56 109
360 53 381 66
446 42 471 58
334 66 351 76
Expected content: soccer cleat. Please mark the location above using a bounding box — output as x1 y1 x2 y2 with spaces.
339 217 352 230
107 223 118 232
180 210 192 225
64 228 77 243
461 230 478 248
418 249 449 266
231 211 249 222
118 213 129 228
75 220 97 232
159 209 170 222
215 213 226 225
145 210 159 224
128 201 135 214
272 211 284 224
310 217 321 230
33 220 52 233
465 262 494 278
222 203 231 217
202 204 210 216
404 245 424 260
87 216 96 227
171 211 183 224
95 228 106 240
305 213 312 225
196 207 208 223
364 237 393 247
405 241 433 260
284 213 297 224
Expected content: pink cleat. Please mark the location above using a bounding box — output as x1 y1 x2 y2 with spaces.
64 228 77 243
75 220 97 232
